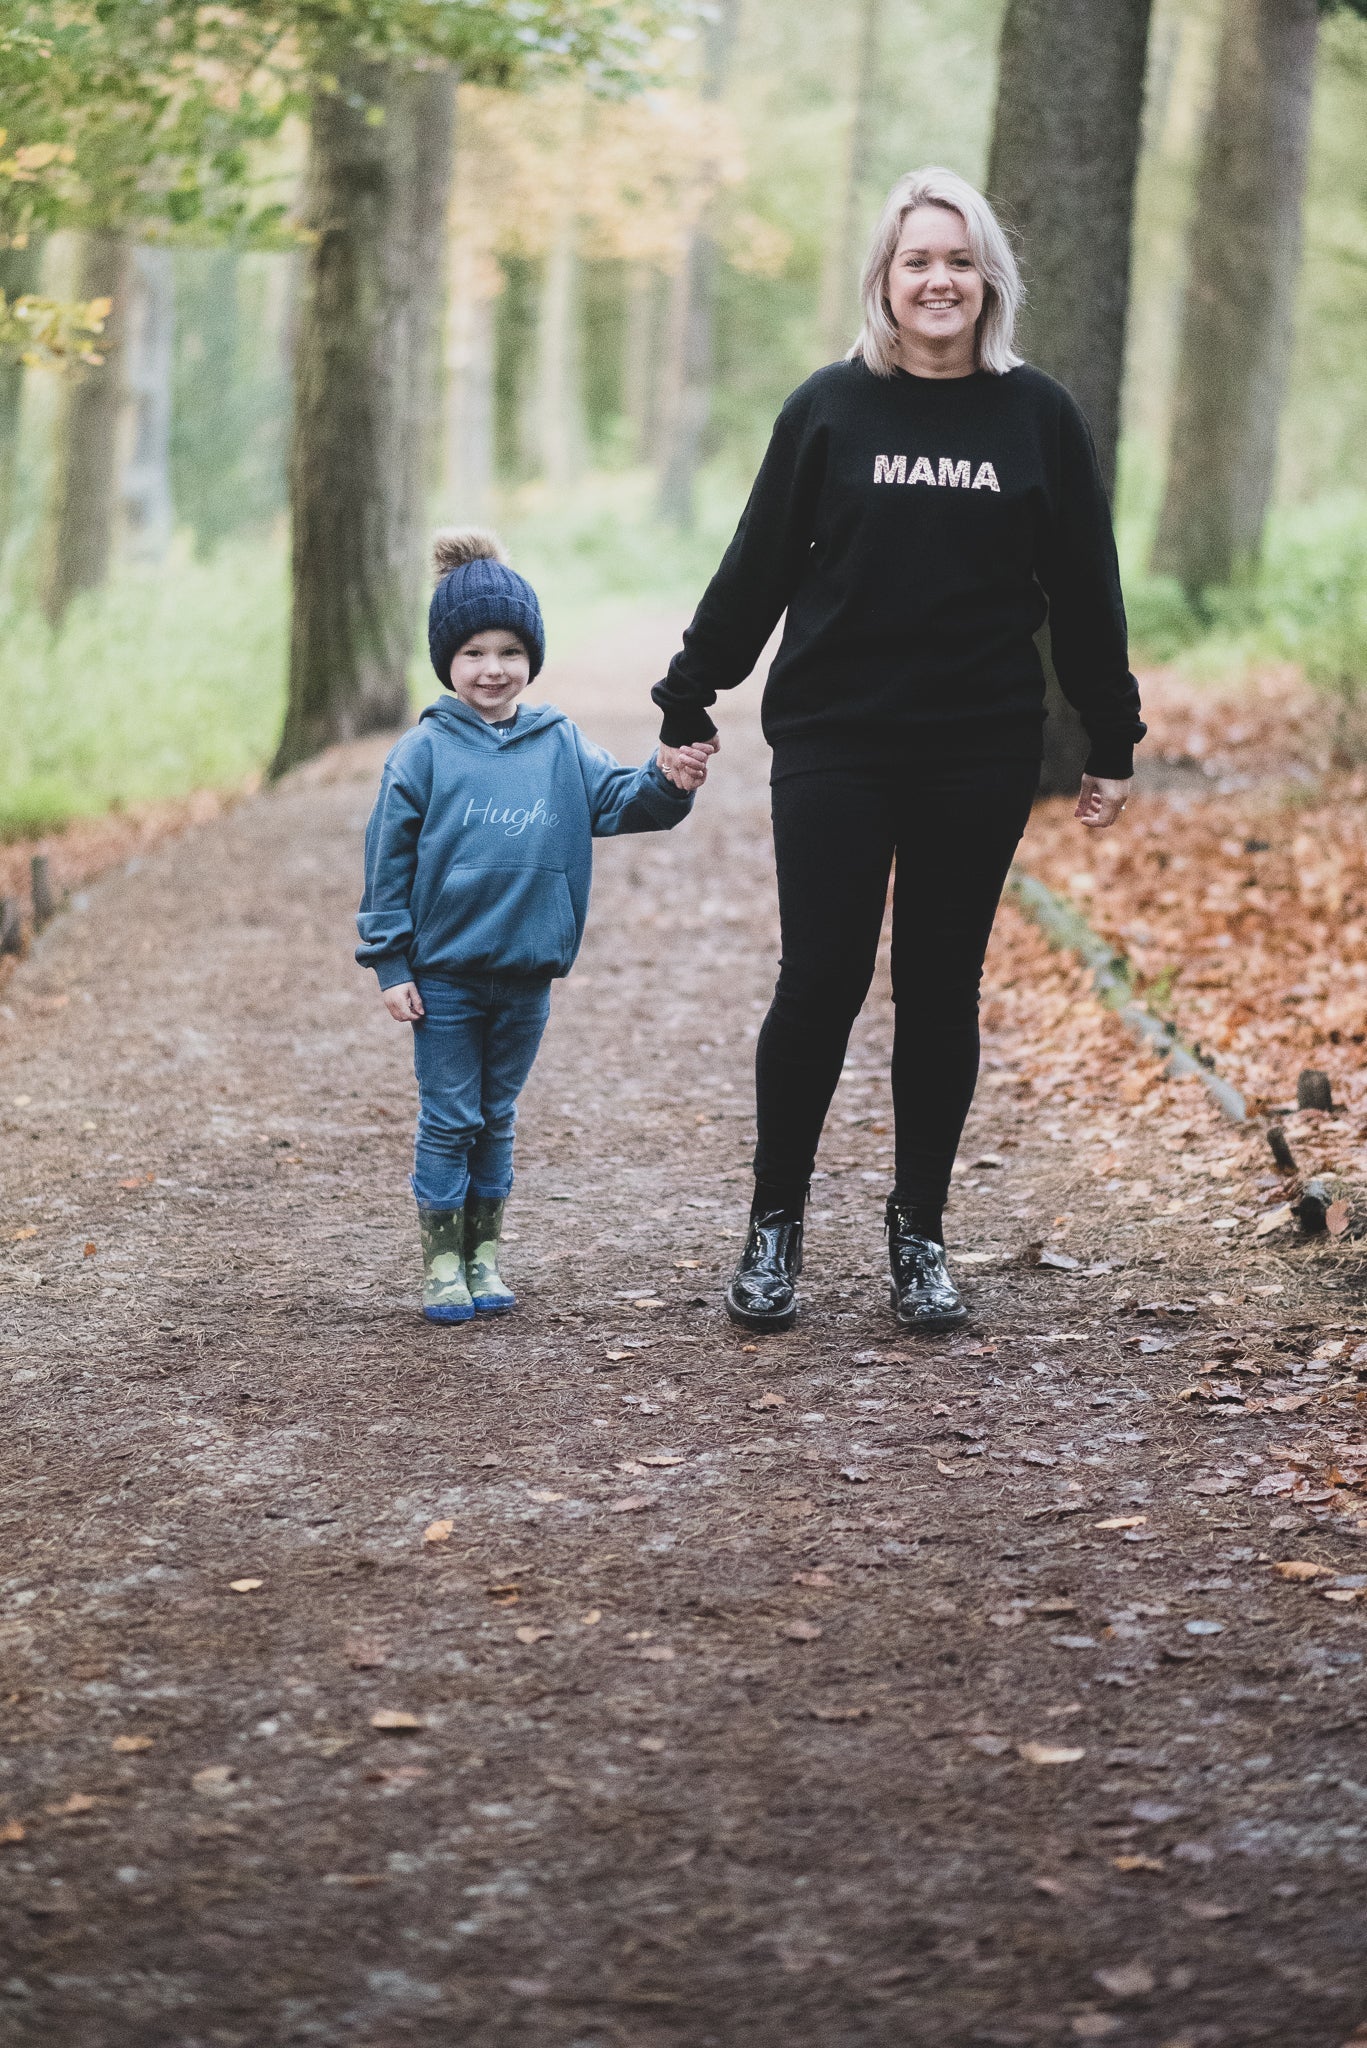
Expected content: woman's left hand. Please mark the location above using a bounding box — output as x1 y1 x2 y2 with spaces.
1074 774 1130 830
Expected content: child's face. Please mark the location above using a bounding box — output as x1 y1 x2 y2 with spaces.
447 633 531 721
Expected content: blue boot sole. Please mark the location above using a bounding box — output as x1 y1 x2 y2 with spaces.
472 1296 516 1315
423 1302 475 1324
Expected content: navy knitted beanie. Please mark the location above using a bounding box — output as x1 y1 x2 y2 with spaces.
427 529 545 684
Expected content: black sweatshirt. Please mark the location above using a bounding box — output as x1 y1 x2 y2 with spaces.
652 358 1145 780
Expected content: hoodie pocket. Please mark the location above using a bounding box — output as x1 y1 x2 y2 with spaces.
415 863 578 977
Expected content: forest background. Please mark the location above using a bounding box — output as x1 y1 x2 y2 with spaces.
0 0 1365 839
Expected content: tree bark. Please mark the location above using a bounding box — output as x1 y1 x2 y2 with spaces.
655 0 741 530
987 0 1154 794
819 0 884 362
38 232 132 627
1150 0 1320 600
120 244 176 563
273 63 456 776
0 241 42 555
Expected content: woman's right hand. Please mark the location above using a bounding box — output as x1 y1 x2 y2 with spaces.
658 736 720 790
382 982 425 1023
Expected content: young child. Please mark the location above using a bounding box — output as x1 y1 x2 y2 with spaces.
357 531 711 1323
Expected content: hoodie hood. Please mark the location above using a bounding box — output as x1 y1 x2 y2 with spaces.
419 696 566 747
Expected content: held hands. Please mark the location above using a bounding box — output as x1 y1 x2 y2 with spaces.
657 736 720 792
1075 774 1131 831
382 981 425 1023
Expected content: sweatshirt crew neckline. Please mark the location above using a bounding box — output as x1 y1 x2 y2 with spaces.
652 357 1144 780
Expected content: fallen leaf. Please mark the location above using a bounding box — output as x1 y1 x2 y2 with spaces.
1255 1206 1292 1238
1018 1742 1085 1765
638 1736 667 1752
1112 1855 1165 1873
344 1637 387 1669
1052 1635 1099 1651
1094 1960 1155 1998
1183 1900 1240 1921
783 1621 823 1643
1038 1248 1082 1271
1184 1619 1225 1636
967 1733 1012 1756
9 1226 37 1241
638 1644 676 1661
1095 1515 1147 1531
423 1519 453 1544
638 1453 685 1468
0 1819 26 1843
476 1453 501 1468
840 1467 871 1484
1327 1200 1351 1237
228 1578 263 1594
515 1626 553 1645
45 1793 96 1816
83 1241 96 1257
749 1392 786 1410
486 1582 521 1603
369 1710 426 1732
609 1495 651 1513
191 1765 235 1797
111 1734 154 1754
810 1704 873 1722
580 1608 602 1625
527 1489 565 1505
631 1297 666 1309
792 1570 833 1588
1272 1560 1335 1582
604 1350 630 1362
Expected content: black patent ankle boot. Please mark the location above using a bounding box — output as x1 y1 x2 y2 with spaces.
886 1195 966 1332
725 1205 804 1332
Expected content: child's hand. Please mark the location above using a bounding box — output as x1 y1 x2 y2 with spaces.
658 740 717 792
382 981 425 1023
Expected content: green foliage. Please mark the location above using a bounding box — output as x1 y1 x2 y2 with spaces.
0 535 287 836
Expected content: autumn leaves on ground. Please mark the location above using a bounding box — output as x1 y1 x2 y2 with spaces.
4 626 1367 2048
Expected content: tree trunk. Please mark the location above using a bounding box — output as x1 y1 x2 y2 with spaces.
442 117 497 524
819 0 884 362
655 0 741 530
38 232 132 627
273 64 456 776
987 0 1154 794
534 223 585 494
1150 0 1320 600
120 244 176 563
622 261 662 465
0 241 42 556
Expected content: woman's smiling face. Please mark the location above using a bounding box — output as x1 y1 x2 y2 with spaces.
885 204 985 364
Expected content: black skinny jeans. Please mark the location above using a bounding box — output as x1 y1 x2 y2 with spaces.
752 756 1039 1216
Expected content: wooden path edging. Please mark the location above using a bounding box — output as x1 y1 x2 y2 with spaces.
1006 866 1249 1126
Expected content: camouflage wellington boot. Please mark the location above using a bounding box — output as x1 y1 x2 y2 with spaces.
418 1207 475 1323
464 1194 517 1315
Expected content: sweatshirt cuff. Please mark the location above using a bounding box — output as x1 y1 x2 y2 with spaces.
374 955 415 992
658 704 719 748
1082 738 1135 780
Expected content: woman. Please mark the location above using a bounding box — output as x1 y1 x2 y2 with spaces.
655 166 1144 1333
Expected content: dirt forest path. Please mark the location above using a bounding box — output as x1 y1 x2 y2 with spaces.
3 620 1367 2048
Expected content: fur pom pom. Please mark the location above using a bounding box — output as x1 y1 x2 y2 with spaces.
432 527 508 579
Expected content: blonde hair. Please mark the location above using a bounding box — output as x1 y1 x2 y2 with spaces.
848 166 1023 377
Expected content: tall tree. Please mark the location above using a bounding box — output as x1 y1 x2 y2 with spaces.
272 64 456 772
655 0 741 530
1150 0 1321 600
0 241 42 553
120 244 176 561
820 0 884 362
38 232 132 626
987 0 1154 793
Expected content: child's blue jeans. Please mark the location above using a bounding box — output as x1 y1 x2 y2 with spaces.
410 974 552 1211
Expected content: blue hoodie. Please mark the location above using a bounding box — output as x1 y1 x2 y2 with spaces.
356 697 693 988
